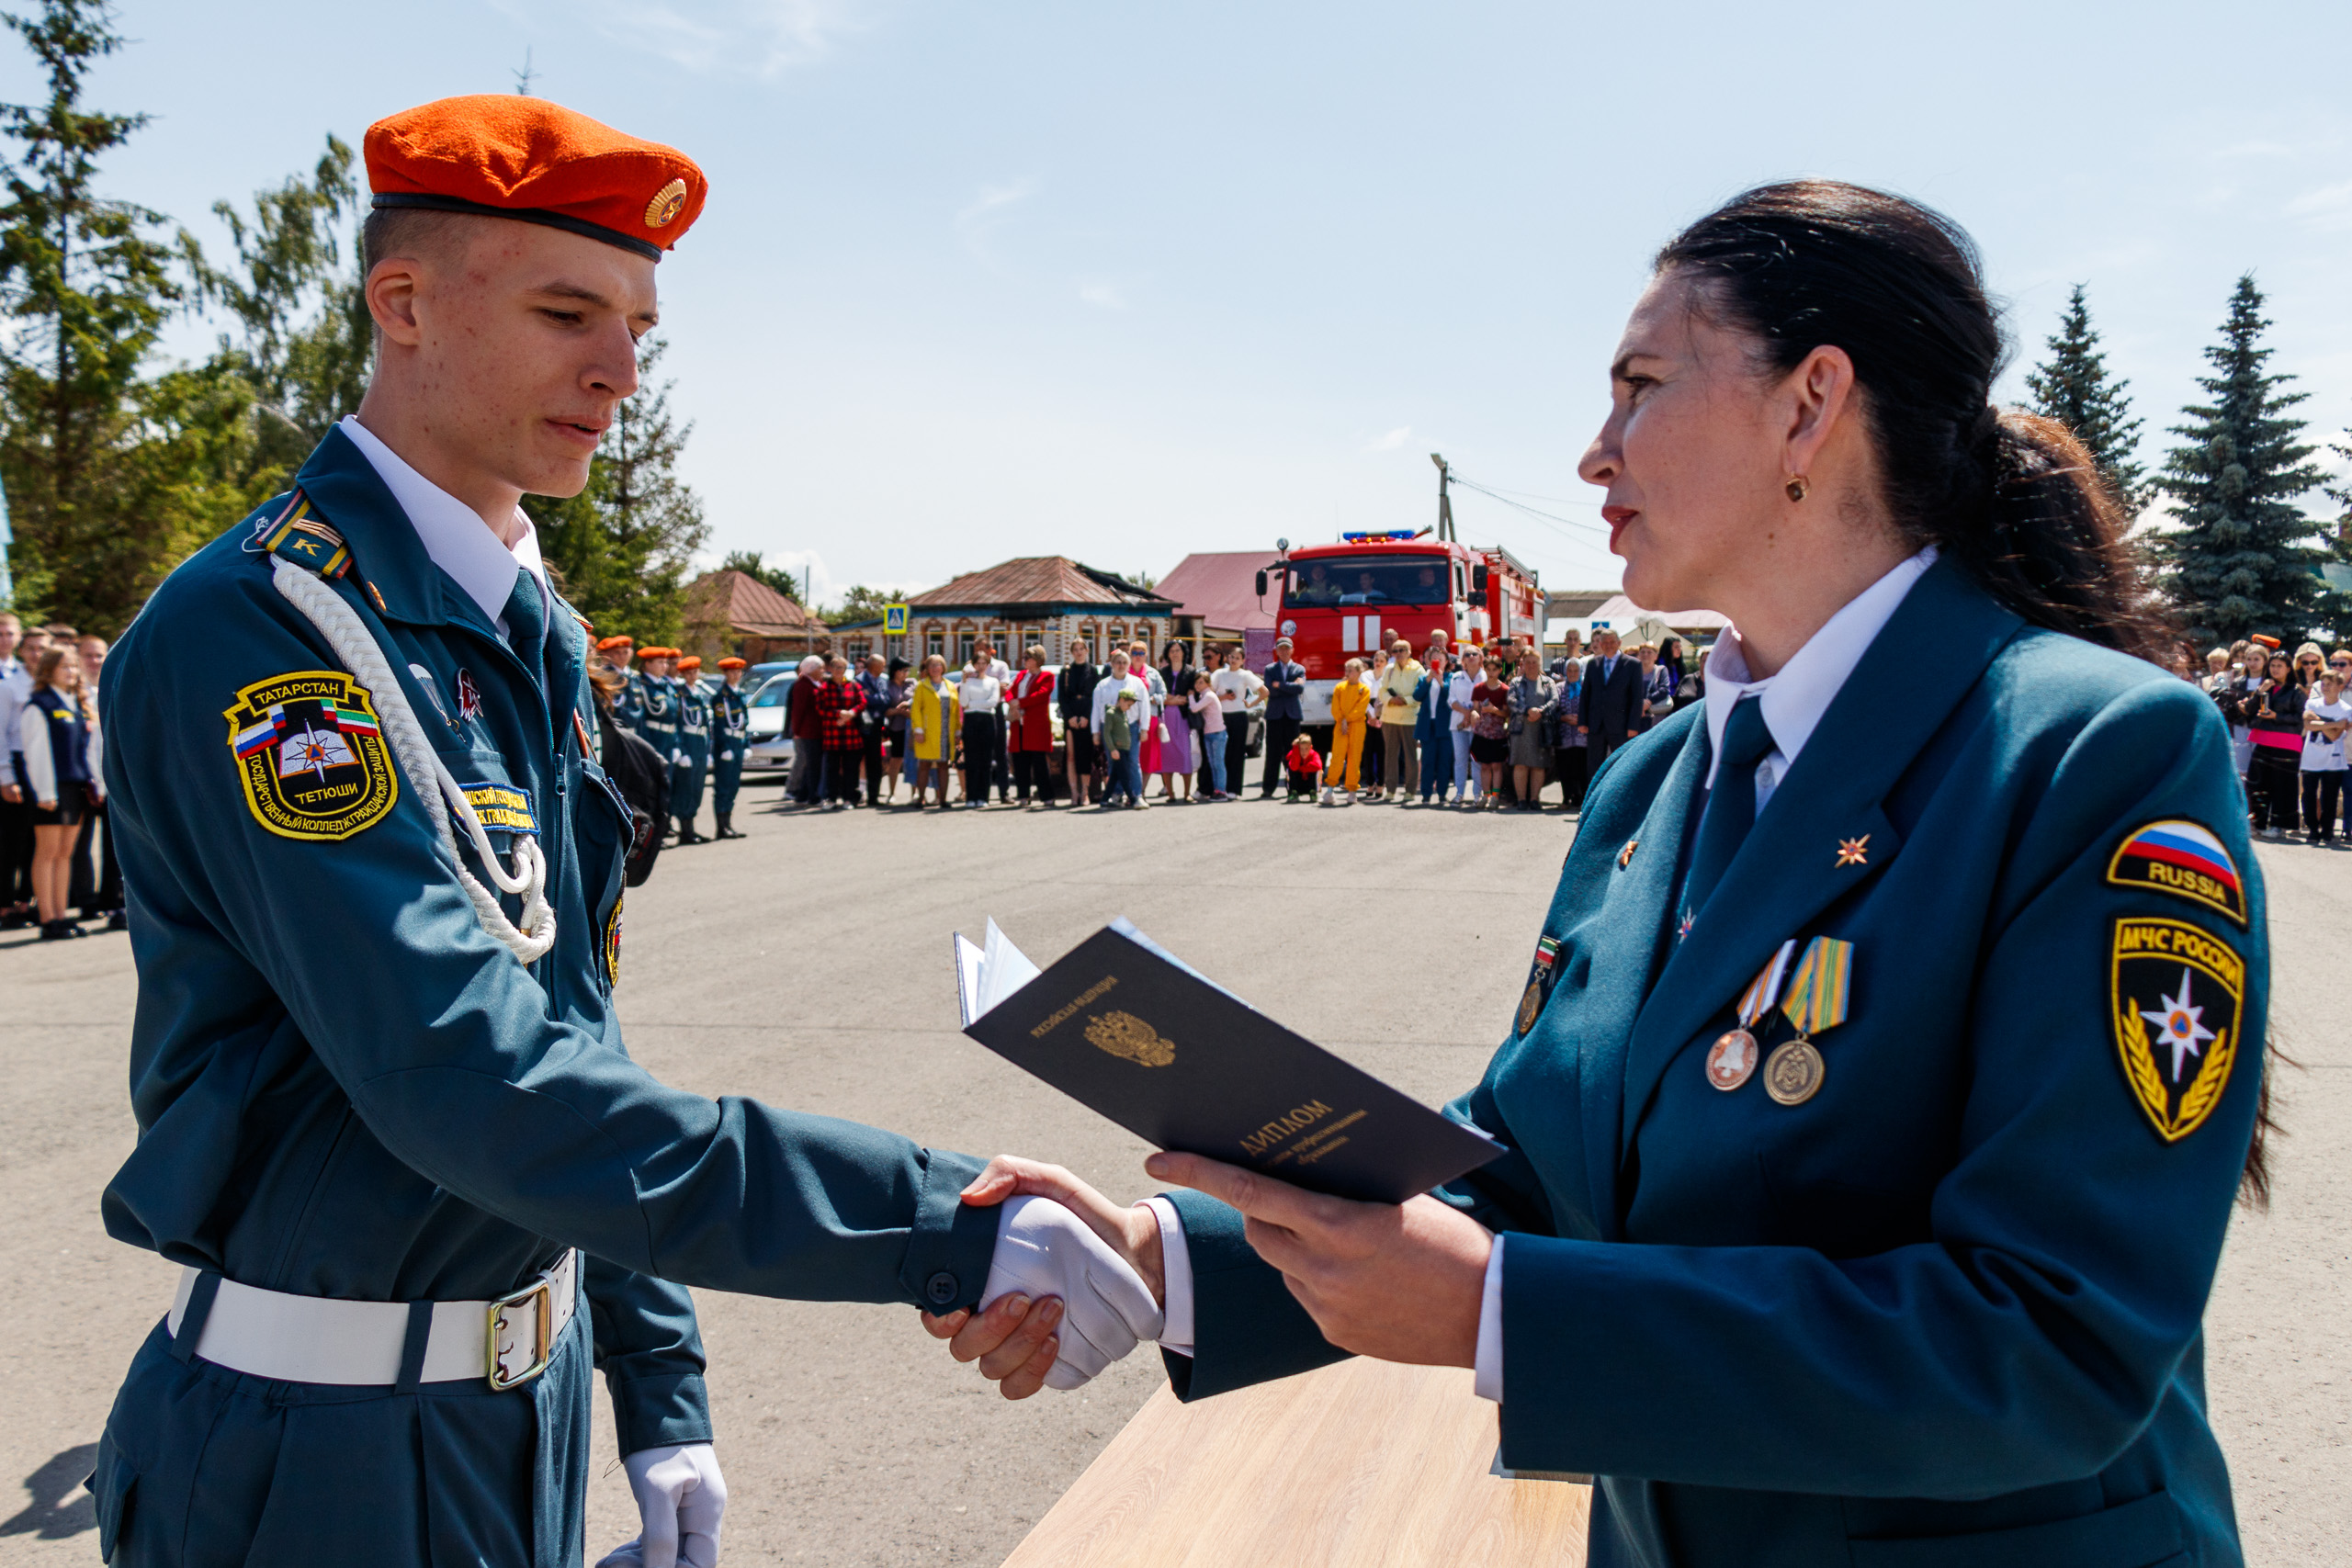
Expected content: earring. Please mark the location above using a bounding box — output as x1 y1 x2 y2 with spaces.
1785 477 1808 502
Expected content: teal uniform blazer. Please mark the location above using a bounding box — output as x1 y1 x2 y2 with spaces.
94 428 995 1567
1165 560 2264 1568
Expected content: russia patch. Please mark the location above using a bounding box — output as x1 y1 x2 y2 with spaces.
2107 819 2246 927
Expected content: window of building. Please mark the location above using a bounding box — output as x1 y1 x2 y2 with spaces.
924 626 944 661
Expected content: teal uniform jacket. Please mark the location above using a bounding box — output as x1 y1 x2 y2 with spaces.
639 672 681 764
616 667 646 733
672 679 711 821
93 428 996 1567
1163 561 2264 1568
710 682 749 815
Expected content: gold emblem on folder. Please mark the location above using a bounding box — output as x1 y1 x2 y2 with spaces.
1084 1010 1177 1067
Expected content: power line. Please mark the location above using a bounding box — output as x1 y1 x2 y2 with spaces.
1448 474 1610 536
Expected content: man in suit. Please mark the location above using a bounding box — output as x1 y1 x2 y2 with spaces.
1579 629 1645 773
1258 637 1306 799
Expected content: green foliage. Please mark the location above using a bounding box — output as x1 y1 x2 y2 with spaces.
0 0 185 635
718 549 802 603
2023 284 2148 512
824 583 894 626
183 134 367 500
526 335 709 642
2151 276 2327 647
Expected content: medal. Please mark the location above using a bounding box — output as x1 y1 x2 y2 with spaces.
1768 936 1853 1108
1764 1040 1825 1104
1515 935 1561 1037
1707 938 1797 1091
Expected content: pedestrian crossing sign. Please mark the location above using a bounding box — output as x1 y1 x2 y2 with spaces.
885 604 910 635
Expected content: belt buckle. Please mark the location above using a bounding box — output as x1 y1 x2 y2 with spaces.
486 1274 555 1392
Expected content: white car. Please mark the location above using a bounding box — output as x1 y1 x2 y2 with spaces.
742 673 797 773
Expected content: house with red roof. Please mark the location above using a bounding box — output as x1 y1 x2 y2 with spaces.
904 558 1176 668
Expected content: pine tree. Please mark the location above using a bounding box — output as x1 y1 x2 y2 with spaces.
0 0 183 633
2023 284 2147 511
526 335 708 639
2151 276 2326 647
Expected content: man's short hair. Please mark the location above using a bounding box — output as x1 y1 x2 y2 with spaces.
361 205 470 278
43 622 76 638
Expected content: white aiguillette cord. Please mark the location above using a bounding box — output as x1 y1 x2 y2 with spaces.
271 557 557 963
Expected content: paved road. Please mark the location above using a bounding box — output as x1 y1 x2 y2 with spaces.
0 783 2343 1563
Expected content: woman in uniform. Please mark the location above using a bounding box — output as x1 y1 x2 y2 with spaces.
938 181 2271 1568
19 645 98 940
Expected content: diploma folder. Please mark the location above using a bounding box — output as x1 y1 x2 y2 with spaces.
955 919 1501 1205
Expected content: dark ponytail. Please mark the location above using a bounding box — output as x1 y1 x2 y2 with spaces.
1654 181 2165 663
1658 181 2274 1204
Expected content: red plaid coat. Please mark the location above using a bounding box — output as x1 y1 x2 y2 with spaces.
815 678 867 750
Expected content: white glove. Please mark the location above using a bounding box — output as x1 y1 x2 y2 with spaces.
596 1443 727 1568
980 1195 1164 1390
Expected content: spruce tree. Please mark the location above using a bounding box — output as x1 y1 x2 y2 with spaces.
0 0 183 633
2023 284 2147 511
2152 276 2326 647
526 334 708 639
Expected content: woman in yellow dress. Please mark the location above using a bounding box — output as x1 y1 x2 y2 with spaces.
907 654 959 808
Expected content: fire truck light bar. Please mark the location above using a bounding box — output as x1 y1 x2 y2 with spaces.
1337 530 1422 543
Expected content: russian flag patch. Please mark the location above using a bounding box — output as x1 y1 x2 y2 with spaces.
2107 818 2246 927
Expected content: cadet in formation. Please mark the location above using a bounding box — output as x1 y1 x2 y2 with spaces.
669 654 712 844
92 94 1155 1568
708 657 750 840
636 646 681 772
597 634 644 731
941 181 2271 1568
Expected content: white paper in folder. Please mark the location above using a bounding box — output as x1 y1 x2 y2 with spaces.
953 919 1043 1026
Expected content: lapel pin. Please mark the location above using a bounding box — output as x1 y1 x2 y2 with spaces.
1618 839 1639 869
1835 834 1870 867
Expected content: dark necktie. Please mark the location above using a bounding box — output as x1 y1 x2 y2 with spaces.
502 569 548 695
1680 695 1775 927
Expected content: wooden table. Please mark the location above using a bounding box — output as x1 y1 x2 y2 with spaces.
1001 1359 1590 1567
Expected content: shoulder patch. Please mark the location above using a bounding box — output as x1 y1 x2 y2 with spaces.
2110 916 2244 1143
2107 818 2246 927
223 671 399 840
605 896 624 987
257 493 351 579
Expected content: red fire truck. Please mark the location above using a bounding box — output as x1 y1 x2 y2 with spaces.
1255 531 1542 725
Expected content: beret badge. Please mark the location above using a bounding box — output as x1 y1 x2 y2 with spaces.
645 178 690 230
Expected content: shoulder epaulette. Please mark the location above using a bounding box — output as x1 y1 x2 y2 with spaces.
260 491 351 579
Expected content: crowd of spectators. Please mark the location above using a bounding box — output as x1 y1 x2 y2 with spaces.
766 626 1702 814
2198 637 2352 845
0 612 124 940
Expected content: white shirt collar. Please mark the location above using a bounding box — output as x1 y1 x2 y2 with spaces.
1703 548 1935 791
339 415 548 631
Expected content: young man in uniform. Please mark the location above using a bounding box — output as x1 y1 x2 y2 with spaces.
708 657 750 839
597 633 646 731
638 646 682 772
0 611 32 926
93 95 1155 1568
670 653 711 843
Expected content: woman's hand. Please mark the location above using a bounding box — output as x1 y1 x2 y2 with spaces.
1144 1151 1490 1368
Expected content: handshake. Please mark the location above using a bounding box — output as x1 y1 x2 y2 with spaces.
923 1156 1173 1399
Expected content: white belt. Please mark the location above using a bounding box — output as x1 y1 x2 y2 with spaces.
164 1250 577 1391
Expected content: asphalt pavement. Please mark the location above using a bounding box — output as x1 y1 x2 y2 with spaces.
0 779 2344 1564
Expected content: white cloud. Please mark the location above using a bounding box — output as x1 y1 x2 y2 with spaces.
2286 179 2352 231
956 178 1038 268
492 0 874 77
1078 278 1128 310
1362 425 1411 452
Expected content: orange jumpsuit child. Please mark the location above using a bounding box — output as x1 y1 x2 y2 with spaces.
1323 659 1369 802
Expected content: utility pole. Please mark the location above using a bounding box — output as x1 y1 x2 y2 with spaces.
1430 452 1455 543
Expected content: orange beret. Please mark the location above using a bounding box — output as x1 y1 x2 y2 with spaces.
675 655 702 671
717 657 747 670
638 646 672 660
2248 634 2282 650
595 634 634 651
366 95 707 262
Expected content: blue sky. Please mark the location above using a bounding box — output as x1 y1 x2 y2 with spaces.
32 0 2352 603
